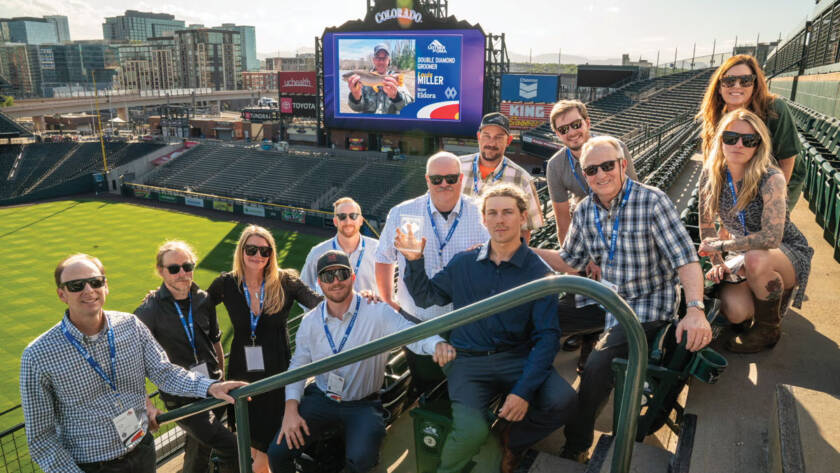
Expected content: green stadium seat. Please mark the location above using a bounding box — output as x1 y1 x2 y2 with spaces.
809 155 826 212
816 161 838 228
827 173 840 253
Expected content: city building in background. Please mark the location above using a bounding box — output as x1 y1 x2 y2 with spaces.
112 37 178 92
264 53 316 71
103 10 185 42
3 18 59 45
217 23 258 71
174 28 241 90
242 70 277 90
44 16 71 42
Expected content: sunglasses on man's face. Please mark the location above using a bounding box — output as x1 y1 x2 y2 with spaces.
244 244 272 257
165 262 195 275
60 276 107 292
720 74 756 88
555 118 584 135
428 174 459 185
319 268 352 283
336 212 360 221
721 131 761 148
583 159 620 177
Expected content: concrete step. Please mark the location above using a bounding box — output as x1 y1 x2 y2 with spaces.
586 436 673 473
527 452 587 473
769 384 840 473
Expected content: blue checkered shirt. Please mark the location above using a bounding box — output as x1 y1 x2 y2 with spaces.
20 311 216 471
375 193 490 321
558 180 698 330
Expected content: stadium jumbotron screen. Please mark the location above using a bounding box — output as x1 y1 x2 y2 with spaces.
323 29 485 136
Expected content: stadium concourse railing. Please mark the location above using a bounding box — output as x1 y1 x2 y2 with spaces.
123 182 381 237
158 275 650 473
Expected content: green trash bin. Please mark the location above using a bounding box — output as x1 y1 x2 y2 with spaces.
411 399 454 473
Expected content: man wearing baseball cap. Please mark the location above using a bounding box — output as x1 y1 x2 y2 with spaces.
459 112 544 241
268 250 454 473
347 42 414 114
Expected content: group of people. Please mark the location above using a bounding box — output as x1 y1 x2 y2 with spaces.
20 53 812 473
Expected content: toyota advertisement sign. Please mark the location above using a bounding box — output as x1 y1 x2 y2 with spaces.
278 71 317 95
501 74 559 104
279 95 318 118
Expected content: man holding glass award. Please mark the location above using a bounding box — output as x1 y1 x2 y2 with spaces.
374 151 489 391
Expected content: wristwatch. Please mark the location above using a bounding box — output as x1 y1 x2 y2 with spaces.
686 300 705 311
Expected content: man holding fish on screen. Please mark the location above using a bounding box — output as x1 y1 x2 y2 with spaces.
345 43 414 114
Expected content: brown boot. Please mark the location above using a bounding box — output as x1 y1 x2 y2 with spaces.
726 294 782 353
779 288 795 319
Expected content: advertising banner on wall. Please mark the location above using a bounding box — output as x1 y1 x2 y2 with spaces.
185 196 205 208
501 74 559 104
278 71 317 95
500 101 553 130
212 201 234 213
158 194 178 203
243 204 266 217
135 189 152 199
282 208 306 224
279 95 318 118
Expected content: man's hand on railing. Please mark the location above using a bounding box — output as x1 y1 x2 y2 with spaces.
145 396 162 432
207 380 249 404
277 401 310 450
432 341 457 367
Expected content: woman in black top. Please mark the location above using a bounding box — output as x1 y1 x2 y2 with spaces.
208 224 321 472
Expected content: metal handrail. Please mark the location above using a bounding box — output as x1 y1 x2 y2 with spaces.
157 274 648 473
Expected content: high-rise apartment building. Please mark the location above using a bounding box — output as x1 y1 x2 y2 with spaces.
103 10 185 42
217 23 258 71
175 28 241 90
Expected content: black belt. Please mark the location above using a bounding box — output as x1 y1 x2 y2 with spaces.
313 384 380 402
456 345 521 357
77 433 151 469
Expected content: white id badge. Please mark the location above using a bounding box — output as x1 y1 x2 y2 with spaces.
326 373 345 402
600 278 619 293
190 362 209 378
244 345 265 372
112 408 144 448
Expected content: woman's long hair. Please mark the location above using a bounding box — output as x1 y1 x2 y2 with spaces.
697 54 777 157
231 224 294 315
701 109 776 221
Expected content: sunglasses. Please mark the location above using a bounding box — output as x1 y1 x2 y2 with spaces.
721 131 761 148
428 174 459 185
555 118 584 135
319 268 352 283
720 74 756 88
165 262 195 275
244 244 272 257
336 212 360 221
60 276 106 292
583 159 620 177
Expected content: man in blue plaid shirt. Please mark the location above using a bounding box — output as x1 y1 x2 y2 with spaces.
20 254 246 473
535 136 712 463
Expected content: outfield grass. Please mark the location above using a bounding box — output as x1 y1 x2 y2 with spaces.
0 198 322 425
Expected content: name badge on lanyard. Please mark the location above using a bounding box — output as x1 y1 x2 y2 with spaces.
333 237 365 277
593 180 633 290
322 295 361 401
173 294 202 369
62 316 144 448
472 153 507 195
242 280 265 372
426 196 461 261
567 148 589 194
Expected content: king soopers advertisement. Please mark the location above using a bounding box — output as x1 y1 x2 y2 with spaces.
323 29 485 136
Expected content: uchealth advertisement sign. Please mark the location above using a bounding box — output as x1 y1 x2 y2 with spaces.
278 71 317 95
280 95 318 118
243 204 266 217
500 101 553 130
185 197 205 208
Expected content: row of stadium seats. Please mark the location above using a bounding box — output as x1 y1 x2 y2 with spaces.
786 100 840 262
146 143 430 217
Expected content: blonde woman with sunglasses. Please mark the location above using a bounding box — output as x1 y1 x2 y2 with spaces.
698 110 812 354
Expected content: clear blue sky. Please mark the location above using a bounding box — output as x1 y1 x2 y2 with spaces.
0 0 817 61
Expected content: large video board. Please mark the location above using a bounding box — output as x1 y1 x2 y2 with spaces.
323 29 485 136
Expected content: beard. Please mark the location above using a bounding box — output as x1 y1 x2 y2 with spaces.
480 148 503 163
323 284 353 303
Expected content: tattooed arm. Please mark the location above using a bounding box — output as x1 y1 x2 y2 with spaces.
709 173 787 253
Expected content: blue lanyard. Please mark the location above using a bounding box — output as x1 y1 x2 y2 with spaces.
472 153 507 194
172 294 197 361
332 237 365 276
242 280 265 344
726 170 749 236
321 294 361 354
426 196 461 259
567 148 589 194
61 316 117 392
593 180 634 266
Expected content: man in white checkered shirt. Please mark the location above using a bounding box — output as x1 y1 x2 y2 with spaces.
459 112 544 241
534 136 712 463
375 151 489 392
19 254 246 473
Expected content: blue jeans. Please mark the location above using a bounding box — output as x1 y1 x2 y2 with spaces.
267 385 386 473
